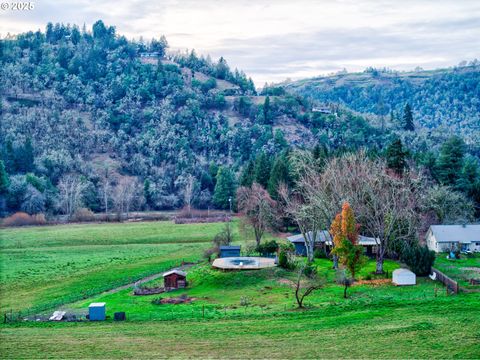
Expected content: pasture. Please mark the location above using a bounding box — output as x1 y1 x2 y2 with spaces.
0 221 236 313
1 220 479 359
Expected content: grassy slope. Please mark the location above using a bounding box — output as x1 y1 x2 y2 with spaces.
0 221 238 313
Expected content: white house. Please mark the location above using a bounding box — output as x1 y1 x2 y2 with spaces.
426 224 480 253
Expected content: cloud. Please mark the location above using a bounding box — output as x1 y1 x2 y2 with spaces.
1 0 479 84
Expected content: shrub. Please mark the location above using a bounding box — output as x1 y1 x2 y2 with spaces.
314 248 327 259
244 242 258 256
401 245 436 276
303 263 317 278
256 240 279 255
2 212 46 227
240 296 250 307
72 208 95 222
278 243 296 270
203 247 217 262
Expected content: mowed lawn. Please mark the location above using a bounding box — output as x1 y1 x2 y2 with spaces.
1 296 479 359
0 221 237 313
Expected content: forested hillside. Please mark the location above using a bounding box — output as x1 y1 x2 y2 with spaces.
0 21 390 216
283 65 480 153
0 21 479 218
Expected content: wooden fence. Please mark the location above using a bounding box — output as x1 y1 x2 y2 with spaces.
431 267 459 294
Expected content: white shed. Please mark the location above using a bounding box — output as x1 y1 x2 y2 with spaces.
392 268 416 286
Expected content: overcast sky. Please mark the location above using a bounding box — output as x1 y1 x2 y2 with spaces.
1 0 479 85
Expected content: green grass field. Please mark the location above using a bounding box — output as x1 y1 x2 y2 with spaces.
1 221 479 359
0 221 237 313
434 254 480 289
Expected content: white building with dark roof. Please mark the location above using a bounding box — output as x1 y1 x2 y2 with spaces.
426 224 480 253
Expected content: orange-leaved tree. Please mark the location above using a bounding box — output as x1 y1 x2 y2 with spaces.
330 202 366 280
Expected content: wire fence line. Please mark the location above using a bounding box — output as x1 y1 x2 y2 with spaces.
3 288 449 324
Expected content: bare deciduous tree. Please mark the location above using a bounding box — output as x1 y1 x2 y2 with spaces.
279 183 322 263
237 183 278 246
319 152 421 274
294 264 323 308
113 177 141 219
57 174 87 218
183 174 197 217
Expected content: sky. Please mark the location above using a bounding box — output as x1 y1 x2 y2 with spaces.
1 0 479 85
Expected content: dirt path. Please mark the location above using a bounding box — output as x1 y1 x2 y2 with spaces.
98 263 196 296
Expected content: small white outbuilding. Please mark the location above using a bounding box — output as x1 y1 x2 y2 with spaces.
392 268 416 286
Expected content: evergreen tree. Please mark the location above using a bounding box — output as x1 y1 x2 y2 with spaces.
254 152 272 188
208 162 219 188
456 157 480 196
4 140 15 173
143 179 153 208
389 110 395 125
403 103 414 131
385 138 407 175
312 143 328 171
267 154 290 198
273 129 288 151
239 160 255 187
200 171 214 191
213 167 236 210
216 57 229 80
436 136 466 186
455 157 480 212
14 138 35 173
0 160 9 194
263 96 271 124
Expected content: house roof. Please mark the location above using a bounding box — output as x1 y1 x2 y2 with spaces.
163 269 187 277
219 245 241 250
287 231 331 243
429 225 480 243
287 231 378 246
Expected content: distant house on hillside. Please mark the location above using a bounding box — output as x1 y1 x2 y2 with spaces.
287 230 378 256
139 52 160 58
139 52 161 65
312 106 331 114
426 224 480 253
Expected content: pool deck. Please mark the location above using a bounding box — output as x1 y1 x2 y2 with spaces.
212 257 276 270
